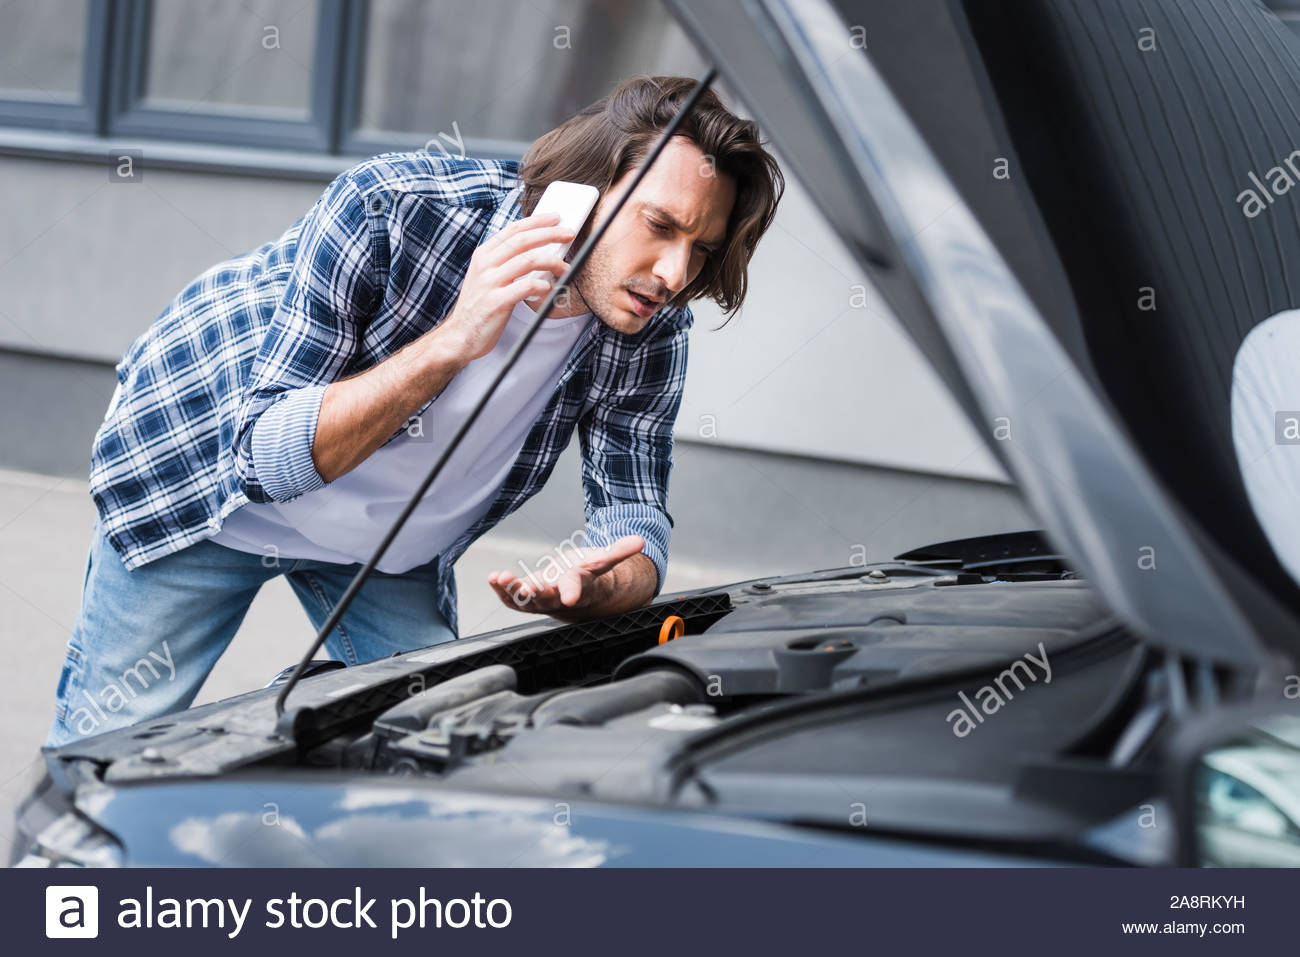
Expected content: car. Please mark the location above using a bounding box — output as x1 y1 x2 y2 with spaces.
1197 727 1300 867
14 0 1300 868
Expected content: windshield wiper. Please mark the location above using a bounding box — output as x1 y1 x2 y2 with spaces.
272 68 721 741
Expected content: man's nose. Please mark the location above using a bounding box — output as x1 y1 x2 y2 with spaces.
653 244 691 295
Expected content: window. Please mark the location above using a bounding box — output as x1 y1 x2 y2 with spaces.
0 0 107 132
0 0 707 164
108 0 344 150
0 0 87 99
347 0 704 153
140 0 318 115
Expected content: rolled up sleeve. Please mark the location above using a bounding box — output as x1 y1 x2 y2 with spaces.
233 172 381 503
583 502 673 595
248 384 330 502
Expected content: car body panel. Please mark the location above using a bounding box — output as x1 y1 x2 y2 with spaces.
666 0 1284 666
24 2 1299 871
74 777 1046 868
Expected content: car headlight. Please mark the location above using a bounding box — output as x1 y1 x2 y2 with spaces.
14 812 123 868
11 760 123 868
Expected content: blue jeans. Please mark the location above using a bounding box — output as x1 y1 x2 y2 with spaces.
45 517 454 748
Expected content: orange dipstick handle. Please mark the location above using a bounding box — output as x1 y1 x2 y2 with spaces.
658 615 686 645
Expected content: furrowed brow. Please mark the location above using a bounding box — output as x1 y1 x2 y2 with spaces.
644 202 725 249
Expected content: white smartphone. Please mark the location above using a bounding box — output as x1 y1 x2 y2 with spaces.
525 180 600 302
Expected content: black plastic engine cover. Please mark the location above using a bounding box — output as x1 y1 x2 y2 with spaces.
615 579 1115 695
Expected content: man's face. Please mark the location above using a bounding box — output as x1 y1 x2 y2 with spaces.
566 136 736 334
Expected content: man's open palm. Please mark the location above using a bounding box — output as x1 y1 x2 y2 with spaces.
487 534 646 614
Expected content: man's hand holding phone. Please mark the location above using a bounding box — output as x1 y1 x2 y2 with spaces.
309 186 595 483
439 212 574 361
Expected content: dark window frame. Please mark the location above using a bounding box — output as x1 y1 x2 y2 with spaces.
106 0 347 151
0 0 664 167
0 0 112 134
334 0 528 162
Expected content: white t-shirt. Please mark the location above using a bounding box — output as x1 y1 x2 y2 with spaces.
1231 308 1300 588
212 300 593 572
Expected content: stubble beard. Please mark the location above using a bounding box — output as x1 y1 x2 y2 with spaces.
567 244 652 335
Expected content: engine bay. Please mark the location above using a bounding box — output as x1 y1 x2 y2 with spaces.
47 544 1228 863
297 568 1145 825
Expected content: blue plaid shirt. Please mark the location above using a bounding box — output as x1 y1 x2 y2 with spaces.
89 152 692 637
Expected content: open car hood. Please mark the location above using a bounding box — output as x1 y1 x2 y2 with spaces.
666 0 1300 667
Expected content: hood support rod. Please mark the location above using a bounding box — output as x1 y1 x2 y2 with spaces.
274 67 720 735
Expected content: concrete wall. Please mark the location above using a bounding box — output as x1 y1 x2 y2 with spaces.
0 346 1032 585
0 149 1028 580
0 151 1005 479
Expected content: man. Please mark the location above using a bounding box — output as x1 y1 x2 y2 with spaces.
45 75 783 747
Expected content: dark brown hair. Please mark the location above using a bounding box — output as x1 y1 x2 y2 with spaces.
519 75 784 321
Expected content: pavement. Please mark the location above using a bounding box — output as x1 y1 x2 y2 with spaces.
0 467 753 864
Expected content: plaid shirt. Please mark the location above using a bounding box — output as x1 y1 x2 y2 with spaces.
90 152 692 637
